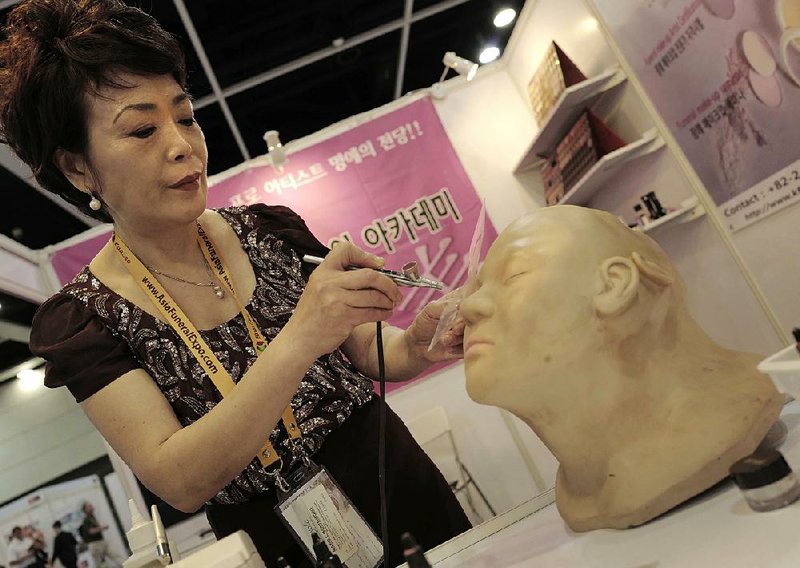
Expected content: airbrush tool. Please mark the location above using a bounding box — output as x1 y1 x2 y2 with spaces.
302 254 443 290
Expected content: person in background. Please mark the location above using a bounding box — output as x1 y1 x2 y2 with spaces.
7 527 35 568
50 521 78 568
79 503 121 568
0 1 468 566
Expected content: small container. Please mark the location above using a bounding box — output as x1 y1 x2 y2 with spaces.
758 342 800 402
633 203 648 227
730 449 800 511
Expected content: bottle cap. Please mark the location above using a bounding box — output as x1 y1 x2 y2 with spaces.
730 449 793 489
401 532 417 550
125 499 155 552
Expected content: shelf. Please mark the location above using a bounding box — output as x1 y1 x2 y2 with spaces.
639 196 706 234
514 66 627 173
557 128 665 206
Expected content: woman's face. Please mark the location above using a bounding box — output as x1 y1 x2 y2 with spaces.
80 71 208 229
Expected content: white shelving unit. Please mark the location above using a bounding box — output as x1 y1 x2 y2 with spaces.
558 128 664 206
513 66 627 173
640 196 706 234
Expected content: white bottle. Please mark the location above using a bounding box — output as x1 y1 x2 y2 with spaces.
122 499 164 568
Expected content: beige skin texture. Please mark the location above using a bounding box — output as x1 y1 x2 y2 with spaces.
460 205 783 531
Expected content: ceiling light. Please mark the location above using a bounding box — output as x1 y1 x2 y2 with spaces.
17 368 45 392
479 46 501 64
493 8 516 28
263 130 287 169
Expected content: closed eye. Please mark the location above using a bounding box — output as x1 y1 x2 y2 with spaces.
131 126 155 139
504 272 527 284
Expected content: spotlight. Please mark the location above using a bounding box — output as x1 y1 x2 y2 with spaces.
493 8 516 27
263 130 287 169
17 367 44 392
432 51 480 99
479 46 501 64
442 51 479 81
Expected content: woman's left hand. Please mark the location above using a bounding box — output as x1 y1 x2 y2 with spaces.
404 293 465 363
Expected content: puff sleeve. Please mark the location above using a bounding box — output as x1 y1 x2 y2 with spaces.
247 203 330 278
29 293 140 402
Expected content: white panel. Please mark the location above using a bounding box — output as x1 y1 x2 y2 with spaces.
731 204 800 336
0 433 35 472
0 460 39 504
506 0 619 102
24 406 96 454
0 432 107 503
0 247 48 303
433 69 542 231
388 362 558 517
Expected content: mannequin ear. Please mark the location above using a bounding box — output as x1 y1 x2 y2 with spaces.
631 252 674 288
593 256 639 318
54 148 92 194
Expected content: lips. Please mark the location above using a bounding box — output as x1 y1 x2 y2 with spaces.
169 172 201 189
464 336 492 355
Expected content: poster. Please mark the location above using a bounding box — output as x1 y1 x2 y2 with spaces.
209 97 494 332
590 0 800 231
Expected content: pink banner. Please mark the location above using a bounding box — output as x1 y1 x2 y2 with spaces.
209 97 495 331
51 97 494 384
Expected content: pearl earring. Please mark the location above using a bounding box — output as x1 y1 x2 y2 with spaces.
89 195 102 211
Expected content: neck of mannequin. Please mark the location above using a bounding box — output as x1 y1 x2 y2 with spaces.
512 309 757 498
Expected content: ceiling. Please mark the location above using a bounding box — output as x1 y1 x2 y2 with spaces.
0 0 525 377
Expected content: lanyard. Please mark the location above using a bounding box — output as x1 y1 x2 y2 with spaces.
112 224 300 469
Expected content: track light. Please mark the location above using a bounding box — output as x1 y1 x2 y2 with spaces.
442 51 478 81
263 130 287 169
432 51 479 99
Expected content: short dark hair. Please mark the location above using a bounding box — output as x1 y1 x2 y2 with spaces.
0 0 187 222
11 525 22 534
52 521 62 529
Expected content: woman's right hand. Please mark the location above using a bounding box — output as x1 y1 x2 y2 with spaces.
286 243 403 358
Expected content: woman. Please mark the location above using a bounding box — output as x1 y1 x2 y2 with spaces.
0 1 469 566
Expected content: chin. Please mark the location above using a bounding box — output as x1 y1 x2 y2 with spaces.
464 366 499 405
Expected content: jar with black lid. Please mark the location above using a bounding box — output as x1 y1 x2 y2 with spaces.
730 449 800 512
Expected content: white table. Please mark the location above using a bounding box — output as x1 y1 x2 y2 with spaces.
423 401 800 568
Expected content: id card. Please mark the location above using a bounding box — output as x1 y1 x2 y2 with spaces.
275 465 383 568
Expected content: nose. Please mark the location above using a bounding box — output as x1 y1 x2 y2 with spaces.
166 122 193 162
459 285 493 325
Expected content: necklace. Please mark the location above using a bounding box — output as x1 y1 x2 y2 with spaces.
146 246 225 300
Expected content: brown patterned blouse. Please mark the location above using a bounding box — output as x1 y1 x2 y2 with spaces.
30 204 376 505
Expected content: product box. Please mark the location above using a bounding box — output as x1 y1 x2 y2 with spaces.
541 156 565 206
541 110 626 205
527 42 587 127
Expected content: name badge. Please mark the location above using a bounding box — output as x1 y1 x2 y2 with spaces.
275 464 383 567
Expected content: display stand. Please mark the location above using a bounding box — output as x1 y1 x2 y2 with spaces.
640 196 706 234
557 128 664 205
513 66 626 172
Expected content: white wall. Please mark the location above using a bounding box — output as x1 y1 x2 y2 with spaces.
0 379 108 504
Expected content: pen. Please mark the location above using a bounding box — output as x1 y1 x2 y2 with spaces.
302 254 443 289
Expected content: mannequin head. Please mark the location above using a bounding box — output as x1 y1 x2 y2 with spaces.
461 206 782 531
